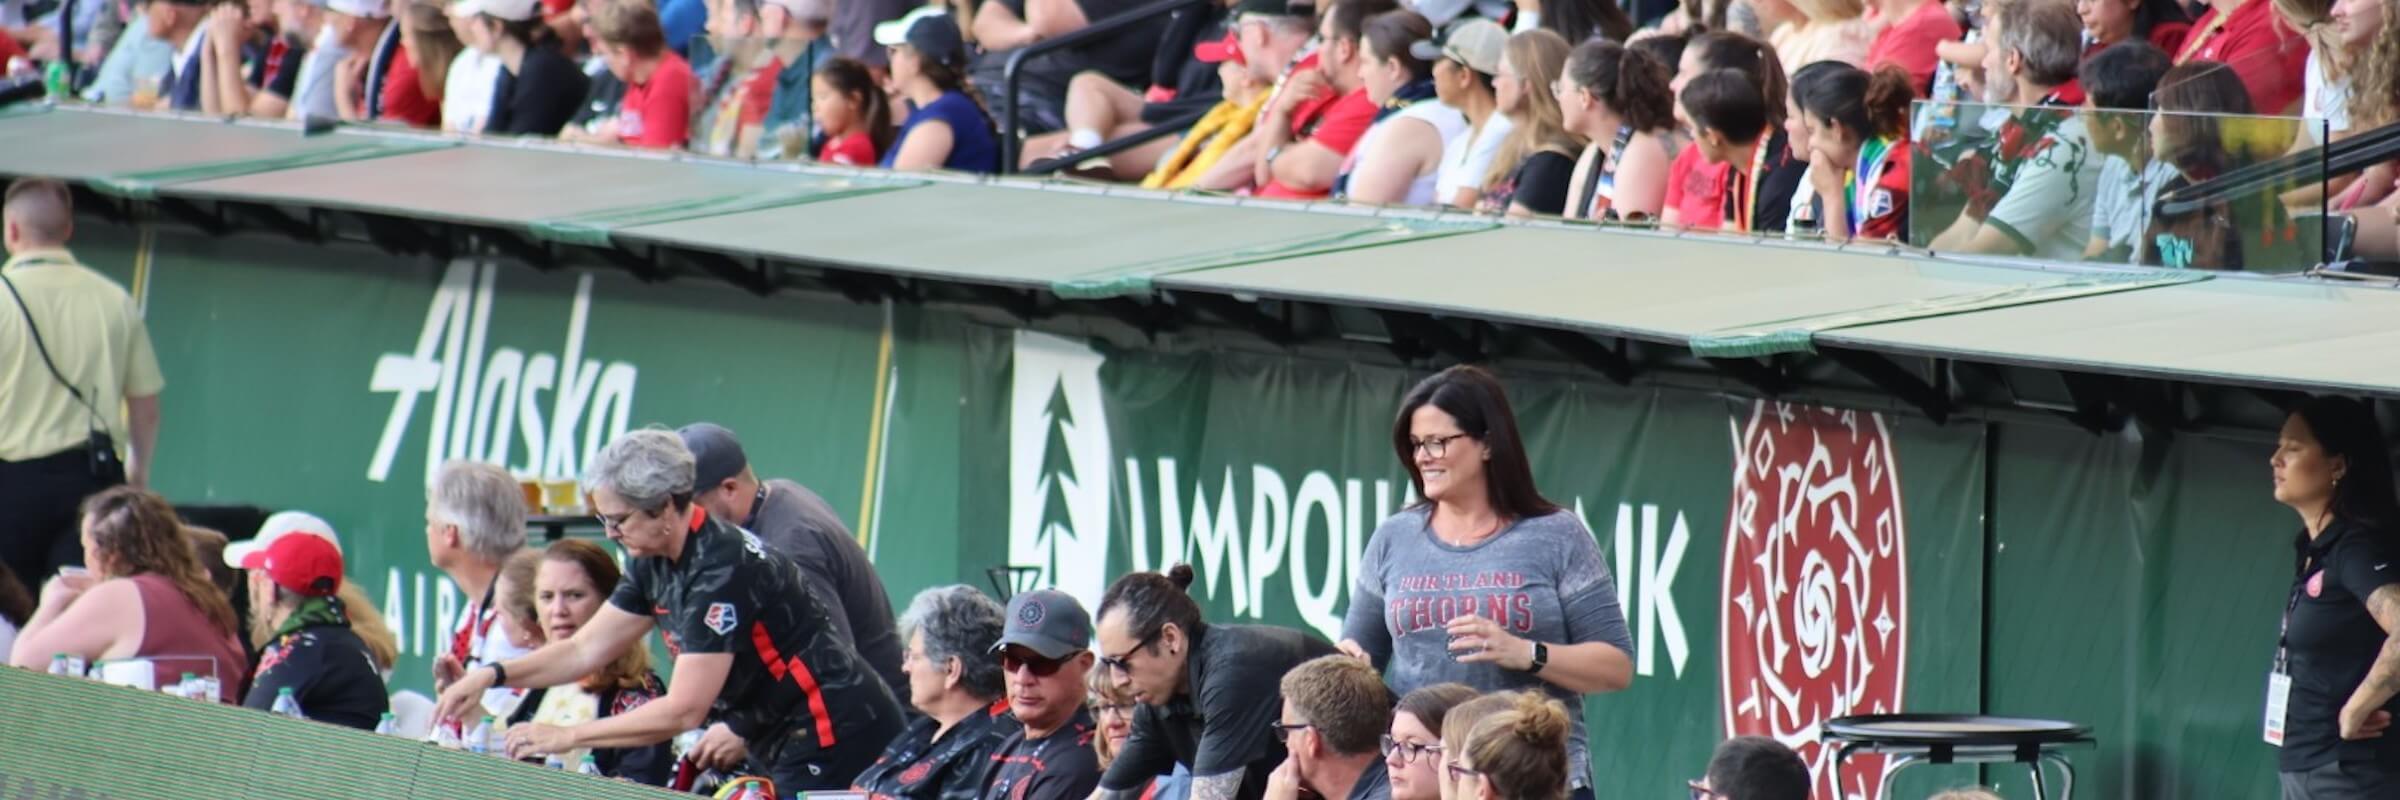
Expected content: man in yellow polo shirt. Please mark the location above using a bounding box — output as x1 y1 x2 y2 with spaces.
0 178 165 587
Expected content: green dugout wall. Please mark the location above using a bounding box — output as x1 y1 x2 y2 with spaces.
46 218 2292 798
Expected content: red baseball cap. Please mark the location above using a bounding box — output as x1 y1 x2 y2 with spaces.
242 532 345 598
1194 31 1245 66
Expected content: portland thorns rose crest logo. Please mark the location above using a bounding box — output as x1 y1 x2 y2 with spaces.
1722 402 1908 800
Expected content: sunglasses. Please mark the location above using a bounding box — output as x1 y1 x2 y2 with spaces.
1000 648 1082 677
1099 630 1163 675
1270 722 1314 742
1687 780 1722 800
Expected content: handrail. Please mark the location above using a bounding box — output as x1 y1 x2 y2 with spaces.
998 0 1210 171
1021 105 1210 175
2155 120 2400 215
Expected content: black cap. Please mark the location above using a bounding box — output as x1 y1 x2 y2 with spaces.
677 423 750 490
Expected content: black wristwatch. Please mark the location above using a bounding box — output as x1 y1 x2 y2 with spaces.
1527 641 1549 674
488 662 509 688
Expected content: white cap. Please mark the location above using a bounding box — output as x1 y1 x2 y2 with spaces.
873 4 946 46
224 511 344 569
325 0 390 18
762 0 830 21
449 0 539 21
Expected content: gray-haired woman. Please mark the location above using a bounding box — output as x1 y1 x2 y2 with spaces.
434 428 905 794
850 584 1016 800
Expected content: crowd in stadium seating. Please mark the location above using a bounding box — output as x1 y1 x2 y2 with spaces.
6 0 2395 258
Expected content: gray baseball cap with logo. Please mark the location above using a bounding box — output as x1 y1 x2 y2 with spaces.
991 589 1093 660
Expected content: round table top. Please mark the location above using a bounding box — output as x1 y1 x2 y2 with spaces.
1823 714 2093 745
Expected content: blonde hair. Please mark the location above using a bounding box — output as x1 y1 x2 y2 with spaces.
1438 692 1517 759
1461 692 1572 800
497 548 544 645
82 488 237 640
2352 0 2400 127
1087 664 1133 767
1787 0 1863 22
1485 29 1585 189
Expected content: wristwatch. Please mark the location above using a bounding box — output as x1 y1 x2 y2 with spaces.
1527 641 1549 674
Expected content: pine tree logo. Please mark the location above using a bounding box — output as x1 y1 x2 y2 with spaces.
1008 331 1114 608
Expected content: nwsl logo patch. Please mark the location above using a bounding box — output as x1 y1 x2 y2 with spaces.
706 602 738 635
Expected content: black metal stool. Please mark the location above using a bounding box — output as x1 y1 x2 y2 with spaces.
1822 714 2095 800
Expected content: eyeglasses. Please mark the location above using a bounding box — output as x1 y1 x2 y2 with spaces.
594 506 658 532
1099 630 1163 676
1687 780 1723 800
1270 722 1314 742
1379 735 1441 763
1093 701 1137 717
1409 433 1472 458
1001 648 1083 677
1445 762 1481 782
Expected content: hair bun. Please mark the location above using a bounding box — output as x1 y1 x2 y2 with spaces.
1166 563 1196 591
1509 693 1570 746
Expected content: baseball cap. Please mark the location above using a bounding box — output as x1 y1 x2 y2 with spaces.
990 589 1092 660
678 423 751 490
875 5 967 69
761 0 830 21
225 510 343 569
242 532 346 598
1408 18 1506 76
324 0 390 17
1193 30 1244 65
450 0 539 20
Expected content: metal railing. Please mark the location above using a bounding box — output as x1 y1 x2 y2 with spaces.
997 0 1210 171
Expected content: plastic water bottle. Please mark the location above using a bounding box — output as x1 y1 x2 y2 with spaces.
578 754 603 776
195 674 221 702
373 713 398 736
544 754 567 770
270 687 305 719
433 720 463 749
47 653 81 677
466 716 496 754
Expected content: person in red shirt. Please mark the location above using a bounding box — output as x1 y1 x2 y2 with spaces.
2175 0 2308 114
1863 0 1961 94
1252 0 1392 199
1662 31 1781 230
811 56 895 164
1797 63 1915 242
2077 0 2193 57
567 0 695 148
379 1 457 128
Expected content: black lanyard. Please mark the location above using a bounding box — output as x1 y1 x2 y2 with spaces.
743 482 769 529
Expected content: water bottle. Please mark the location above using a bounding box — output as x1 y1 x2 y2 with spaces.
47 653 81 677
373 713 398 736
466 716 496 755
41 60 66 100
165 672 198 699
577 754 603 776
270 687 305 719
544 754 566 770
196 674 221 702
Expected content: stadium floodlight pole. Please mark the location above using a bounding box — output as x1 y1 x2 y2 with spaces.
996 0 1208 172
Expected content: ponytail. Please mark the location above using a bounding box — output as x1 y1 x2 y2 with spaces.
1796 62 1917 144
1565 38 1677 133
1861 65 1914 139
1097 564 1205 645
817 57 896 156
1688 31 1785 125
1464 692 1573 800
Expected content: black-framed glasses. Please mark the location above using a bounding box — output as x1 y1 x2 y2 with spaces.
1270 722 1313 742
594 507 652 532
1687 780 1722 800
1099 630 1163 675
1001 648 1083 677
1092 701 1137 717
1445 762 1481 782
1379 735 1440 763
1409 433 1472 458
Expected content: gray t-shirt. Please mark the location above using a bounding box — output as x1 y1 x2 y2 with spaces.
1341 506 1633 789
747 478 906 703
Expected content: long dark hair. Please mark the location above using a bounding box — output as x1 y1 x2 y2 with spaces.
1797 63 1915 142
1097 564 1204 646
1687 31 1787 125
2146 61 2255 269
817 57 896 157
1391 365 1560 521
1543 0 1634 46
2289 397 2400 556
1364 10 1436 83
1566 39 1677 133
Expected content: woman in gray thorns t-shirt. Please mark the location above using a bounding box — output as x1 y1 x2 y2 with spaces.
1338 365 1635 797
